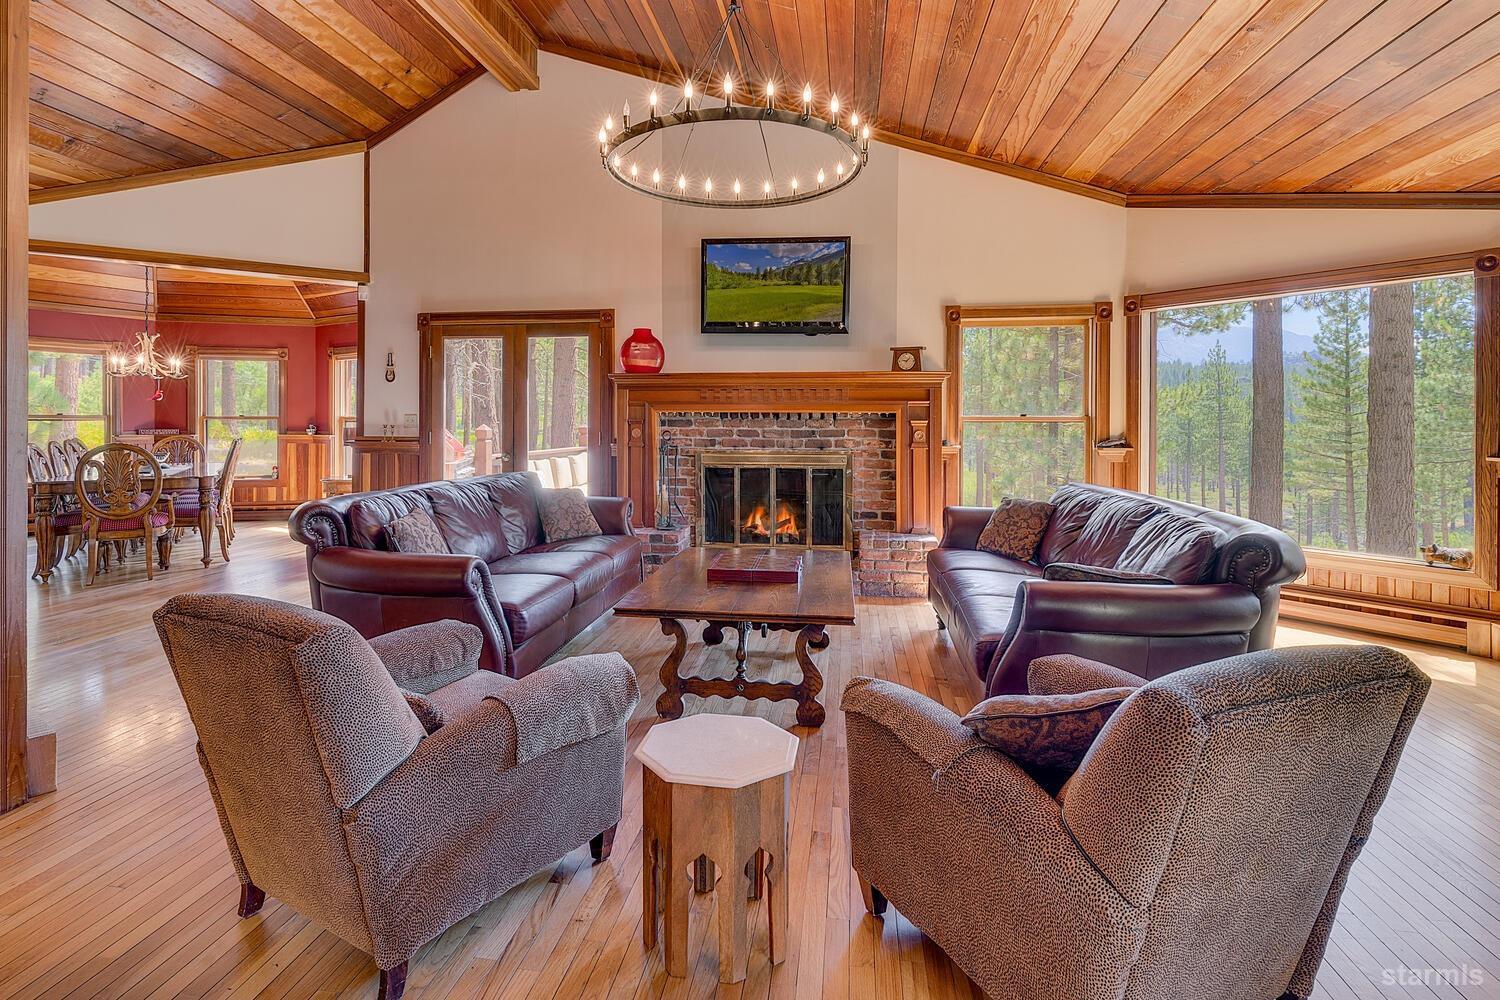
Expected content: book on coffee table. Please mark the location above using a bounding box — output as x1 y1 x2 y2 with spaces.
706 548 804 585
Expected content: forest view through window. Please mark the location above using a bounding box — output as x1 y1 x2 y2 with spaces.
959 321 1087 504
1152 272 1475 560
28 345 109 450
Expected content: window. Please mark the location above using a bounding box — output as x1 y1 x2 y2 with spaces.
197 351 285 479
1149 273 1476 561
28 341 111 450
329 349 358 478
948 309 1096 504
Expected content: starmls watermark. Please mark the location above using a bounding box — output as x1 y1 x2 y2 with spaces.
1382 965 1486 987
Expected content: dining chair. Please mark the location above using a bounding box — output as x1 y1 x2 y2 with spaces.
63 437 87 468
71 443 175 584
151 434 204 465
25 443 53 482
171 438 241 561
47 441 72 478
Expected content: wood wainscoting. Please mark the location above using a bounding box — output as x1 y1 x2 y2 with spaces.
609 372 948 536
231 434 332 516
350 436 423 492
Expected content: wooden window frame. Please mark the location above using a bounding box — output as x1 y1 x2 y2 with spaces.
1124 247 1500 589
942 303 1111 500
25 337 120 443
328 346 358 479
417 309 613 487
189 346 289 481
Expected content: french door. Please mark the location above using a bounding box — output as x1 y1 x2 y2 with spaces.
418 311 610 491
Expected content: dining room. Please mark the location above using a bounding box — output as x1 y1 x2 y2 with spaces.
25 253 359 588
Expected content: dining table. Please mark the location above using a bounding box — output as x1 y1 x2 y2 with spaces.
29 458 221 583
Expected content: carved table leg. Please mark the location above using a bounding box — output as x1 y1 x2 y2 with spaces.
654 617 689 720
792 625 828 728
732 621 751 689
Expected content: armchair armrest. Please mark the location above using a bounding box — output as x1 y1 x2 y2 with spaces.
482 652 639 764
587 496 635 536
841 676 984 773
1028 654 1148 697
367 620 483 694
940 506 994 550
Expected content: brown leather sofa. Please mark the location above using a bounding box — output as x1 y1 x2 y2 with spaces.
289 472 643 677
930 482 1305 697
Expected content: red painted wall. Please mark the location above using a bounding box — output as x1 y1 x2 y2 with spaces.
28 310 356 434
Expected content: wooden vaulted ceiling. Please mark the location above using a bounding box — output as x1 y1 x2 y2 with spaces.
27 0 481 192
29 254 358 324
23 0 1500 202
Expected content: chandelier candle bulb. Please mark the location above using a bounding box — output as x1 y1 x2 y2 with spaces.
677 174 687 190
733 179 741 199
623 101 630 127
817 169 825 187
830 95 840 121
649 90 659 118
723 75 733 107
704 178 713 195
653 168 661 187
802 83 812 117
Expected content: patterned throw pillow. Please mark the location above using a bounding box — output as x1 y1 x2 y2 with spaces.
1042 562 1171 584
960 687 1136 771
975 497 1056 562
539 487 602 542
387 509 450 554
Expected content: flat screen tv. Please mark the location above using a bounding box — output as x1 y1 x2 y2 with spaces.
701 237 851 335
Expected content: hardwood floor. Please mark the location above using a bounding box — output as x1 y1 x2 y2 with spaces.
4 523 1499 999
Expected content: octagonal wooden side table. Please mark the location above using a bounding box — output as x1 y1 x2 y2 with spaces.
636 714 798 983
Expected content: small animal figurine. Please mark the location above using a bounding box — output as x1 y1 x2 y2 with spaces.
1419 544 1473 571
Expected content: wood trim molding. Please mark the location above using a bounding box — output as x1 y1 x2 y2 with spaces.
869 131 1125 207
28 241 369 285
28 143 367 206
1125 192 1500 210
1131 250 1486 312
411 0 538 91
1475 252 1500 589
367 68 486 148
1 0 28 813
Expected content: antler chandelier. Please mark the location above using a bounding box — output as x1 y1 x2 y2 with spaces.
107 266 189 401
596 0 870 209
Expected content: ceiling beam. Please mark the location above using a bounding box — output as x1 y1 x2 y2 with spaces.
411 0 539 90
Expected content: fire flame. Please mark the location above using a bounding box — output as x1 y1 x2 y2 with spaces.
742 501 801 540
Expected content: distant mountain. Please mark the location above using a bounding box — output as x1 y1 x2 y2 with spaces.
1157 322 1319 365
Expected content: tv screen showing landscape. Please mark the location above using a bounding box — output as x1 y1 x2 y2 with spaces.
702 238 850 334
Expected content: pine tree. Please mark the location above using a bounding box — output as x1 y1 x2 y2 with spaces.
1290 289 1369 550
1249 298 1285 527
1366 282 1416 556
1413 275 1476 547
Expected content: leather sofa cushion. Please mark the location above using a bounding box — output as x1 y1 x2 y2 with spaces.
1035 484 1103 566
486 573 573 645
1115 512 1225 583
527 535 643 579
347 493 436 550
934 568 1030 607
492 550 617 602
426 480 517 563
928 548 1042 577
479 473 546 554
950 593 1018 675
1051 492 1166 568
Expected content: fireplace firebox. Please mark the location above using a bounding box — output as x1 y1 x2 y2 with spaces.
698 451 852 549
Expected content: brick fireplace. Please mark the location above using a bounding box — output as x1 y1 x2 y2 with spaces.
609 371 950 596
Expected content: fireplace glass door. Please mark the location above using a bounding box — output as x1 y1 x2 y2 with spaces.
699 452 850 549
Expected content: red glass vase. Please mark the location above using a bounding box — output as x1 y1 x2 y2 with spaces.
620 327 665 373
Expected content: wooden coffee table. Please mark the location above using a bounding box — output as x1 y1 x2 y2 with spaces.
614 548 856 727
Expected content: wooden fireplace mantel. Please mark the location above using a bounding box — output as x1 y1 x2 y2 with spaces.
609 371 949 535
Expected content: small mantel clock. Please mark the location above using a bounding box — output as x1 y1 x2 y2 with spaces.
890 346 925 372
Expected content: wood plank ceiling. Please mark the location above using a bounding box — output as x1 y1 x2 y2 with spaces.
26 0 479 192
29 254 358 324
513 0 1500 198
22 0 1500 200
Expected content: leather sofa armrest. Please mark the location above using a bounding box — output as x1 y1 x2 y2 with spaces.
587 496 635 536
367 620 483 693
941 506 994 550
311 548 489 597
483 651 639 765
1028 654 1149 697
1216 530 1306 591
1013 580 1263 637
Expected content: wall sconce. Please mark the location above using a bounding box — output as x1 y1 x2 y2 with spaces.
384 351 396 383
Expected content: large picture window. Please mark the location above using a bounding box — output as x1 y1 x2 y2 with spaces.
949 308 1096 504
27 341 111 449
1150 272 1476 560
197 351 285 479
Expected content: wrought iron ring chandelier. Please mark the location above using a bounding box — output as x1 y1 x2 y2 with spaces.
596 0 870 209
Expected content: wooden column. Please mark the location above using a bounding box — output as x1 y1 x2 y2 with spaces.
1122 296 1144 491
1474 250 1500 590
1 0 30 813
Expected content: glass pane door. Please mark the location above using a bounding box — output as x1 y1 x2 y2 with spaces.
441 337 508 480
525 334 591 492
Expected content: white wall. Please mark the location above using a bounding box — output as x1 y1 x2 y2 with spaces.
30 153 366 274
367 52 1129 420
1124 208 1500 291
